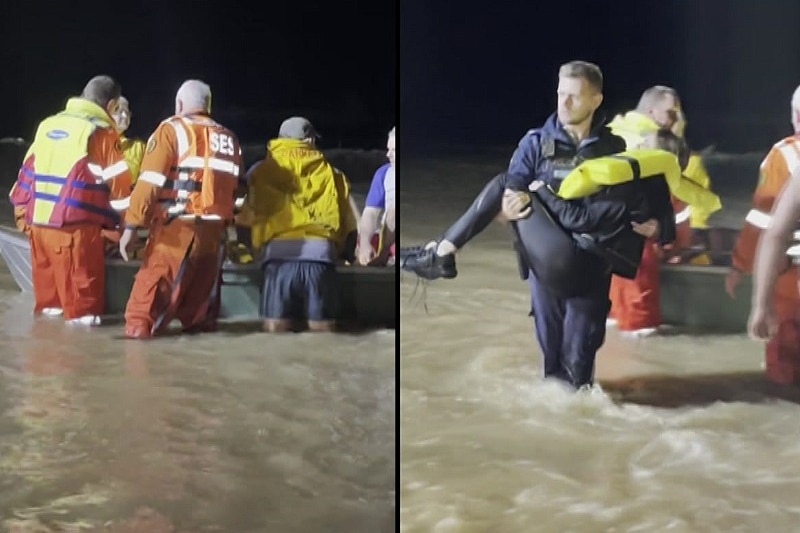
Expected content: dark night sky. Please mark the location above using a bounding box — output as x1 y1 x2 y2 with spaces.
401 0 800 154
0 0 396 149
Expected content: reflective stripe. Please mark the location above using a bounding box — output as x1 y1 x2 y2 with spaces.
88 163 104 181
169 120 190 157
177 213 222 221
180 156 240 176
674 205 691 224
110 197 130 211
745 208 800 240
139 171 167 187
745 208 771 229
234 197 245 209
103 159 130 181
168 203 187 215
778 142 800 175
87 159 129 182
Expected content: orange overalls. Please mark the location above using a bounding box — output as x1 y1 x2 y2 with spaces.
123 113 242 338
732 136 800 384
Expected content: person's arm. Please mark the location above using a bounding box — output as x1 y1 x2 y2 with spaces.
498 131 543 222
638 177 676 245
349 195 362 229
119 124 176 260
749 170 800 339
357 169 386 264
99 129 135 212
507 131 540 182
534 185 628 233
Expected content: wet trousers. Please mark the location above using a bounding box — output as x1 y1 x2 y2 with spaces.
30 224 105 320
765 273 800 385
124 219 226 338
609 242 662 331
529 271 612 388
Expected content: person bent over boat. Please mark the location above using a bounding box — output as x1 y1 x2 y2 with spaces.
729 85 800 384
9 75 133 325
357 126 396 266
103 95 146 257
247 117 359 333
402 61 627 388
119 80 242 339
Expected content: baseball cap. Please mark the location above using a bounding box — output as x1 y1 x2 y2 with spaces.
278 116 321 140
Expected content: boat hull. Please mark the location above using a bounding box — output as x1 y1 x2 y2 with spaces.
0 225 752 332
659 264 750 332
0 226 396 328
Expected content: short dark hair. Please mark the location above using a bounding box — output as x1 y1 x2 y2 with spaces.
558 61 603 93
81 75 121 109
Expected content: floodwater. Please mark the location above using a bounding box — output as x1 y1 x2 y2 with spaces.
399 150 800 533
0 188 396 532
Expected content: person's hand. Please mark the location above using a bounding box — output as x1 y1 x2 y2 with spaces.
119 227 136 262
631 218 660 238
724 268 742 299
501 189 532 221
102 228 122 243
356 243 376 266
747 305 777 341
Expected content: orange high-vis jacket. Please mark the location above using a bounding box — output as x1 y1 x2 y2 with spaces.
732 135 800 274
126 113 242 228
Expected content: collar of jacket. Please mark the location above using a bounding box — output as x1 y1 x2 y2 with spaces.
541 111 612 146
63 97 113 127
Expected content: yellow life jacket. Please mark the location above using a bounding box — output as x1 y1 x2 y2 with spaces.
557 149 722 218
120 136 146 184
248 138 354 251
607 110 720 227
10 98 120 228
607 111 661 148
682 154 718 228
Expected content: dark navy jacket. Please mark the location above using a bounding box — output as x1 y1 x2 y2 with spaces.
506 113 626 192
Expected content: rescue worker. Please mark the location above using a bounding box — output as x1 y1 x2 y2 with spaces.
606 85 720 336
357 126 396 266
104 95 146 257
749 164 800 345
401 60 630 389
119 80 243 339
663 107 719 264
727 85 800 384
113 96 146 184
247 117 359 333
9 75 133 325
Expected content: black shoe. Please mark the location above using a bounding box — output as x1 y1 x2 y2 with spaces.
399 245 425 262
400 245 457 280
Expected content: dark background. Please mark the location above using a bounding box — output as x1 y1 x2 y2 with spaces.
0 0 397 149
401 0 800 155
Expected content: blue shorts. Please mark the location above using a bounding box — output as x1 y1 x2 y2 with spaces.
260 260 339 321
